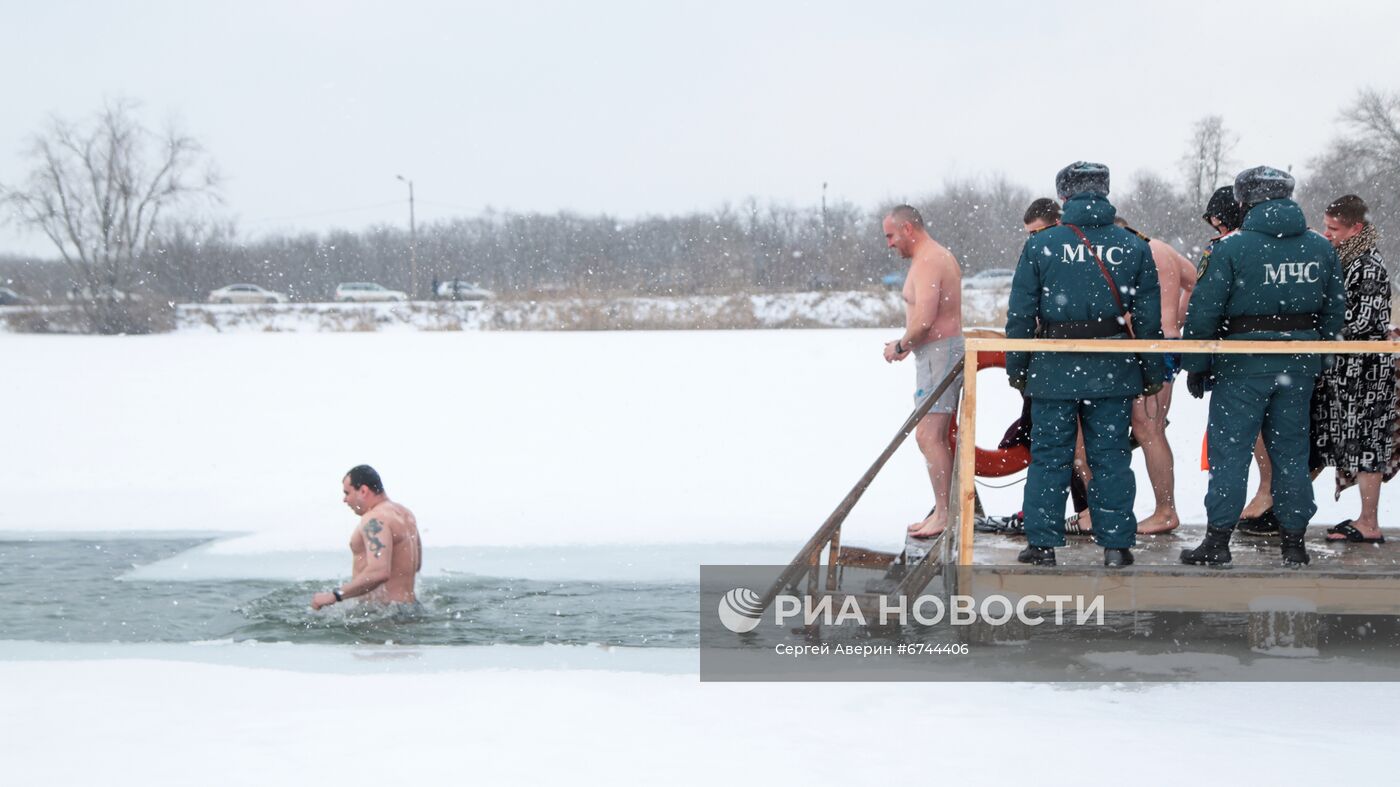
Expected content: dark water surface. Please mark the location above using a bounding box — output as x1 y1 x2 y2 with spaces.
9 536 1400 683
0 538 698 647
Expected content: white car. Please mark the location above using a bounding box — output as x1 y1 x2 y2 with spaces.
963 268 1016 289
0 287 36 306
67 286 143 303
436 280 495 301
208 284 288 304
335 282 409 303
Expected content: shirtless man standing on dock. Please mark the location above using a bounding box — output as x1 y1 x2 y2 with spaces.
311 464 422 610
1068 220 1197 537
881 204 964 538
1118 217 1196 534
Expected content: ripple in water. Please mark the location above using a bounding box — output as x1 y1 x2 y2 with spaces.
0 539 699 647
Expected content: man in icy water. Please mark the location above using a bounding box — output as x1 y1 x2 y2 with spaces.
881 204 964 539
311 464 422 609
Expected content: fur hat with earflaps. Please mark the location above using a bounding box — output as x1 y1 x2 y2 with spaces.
1055 162 1110 200
1203 185 1242 230
1233 166 1294 209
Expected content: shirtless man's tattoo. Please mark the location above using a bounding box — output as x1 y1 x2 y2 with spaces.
364 519 386 557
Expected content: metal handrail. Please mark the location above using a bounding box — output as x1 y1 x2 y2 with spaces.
754 358 966 615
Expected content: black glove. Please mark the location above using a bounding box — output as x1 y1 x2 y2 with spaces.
1008 373 1027 393
1143 379 1164 397
1186 371 1209 399
999 418 1032 449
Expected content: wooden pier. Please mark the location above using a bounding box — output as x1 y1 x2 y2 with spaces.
757 334 1400 649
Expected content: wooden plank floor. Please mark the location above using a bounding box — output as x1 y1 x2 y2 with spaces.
890 525 1400 615
959 524 1398 576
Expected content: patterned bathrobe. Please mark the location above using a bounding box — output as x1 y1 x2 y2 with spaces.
1310 222 1399 496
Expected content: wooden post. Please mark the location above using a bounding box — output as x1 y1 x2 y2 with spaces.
957 346 979 566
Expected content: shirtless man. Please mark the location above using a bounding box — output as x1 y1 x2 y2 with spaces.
881 204 963 538
1117 216 1197 534
311 464 423 610
1063 219 1197 537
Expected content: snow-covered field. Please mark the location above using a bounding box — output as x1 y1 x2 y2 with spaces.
174 288 1004 333
3 328 1378 551
5 327 1398 785
3 287 1011 333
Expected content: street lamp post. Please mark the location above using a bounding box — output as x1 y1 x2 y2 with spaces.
821 181 828 236
396 174 418 298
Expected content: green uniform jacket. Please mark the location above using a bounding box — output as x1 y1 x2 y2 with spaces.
1005 194 1166 399
1181 198 1345 378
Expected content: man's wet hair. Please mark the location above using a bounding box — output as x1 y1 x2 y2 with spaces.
886 204 924 229
1325 194 1369 226
1023 198 1061 225
346 464 384 494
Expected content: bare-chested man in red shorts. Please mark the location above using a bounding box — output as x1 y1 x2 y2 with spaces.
311 464 422 610
881 204 964 538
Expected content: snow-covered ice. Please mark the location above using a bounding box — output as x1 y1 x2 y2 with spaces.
5 327 1397 785
2 328 1377 555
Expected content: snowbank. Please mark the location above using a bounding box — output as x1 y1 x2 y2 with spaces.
1 643 1395 786
4 287 1009 334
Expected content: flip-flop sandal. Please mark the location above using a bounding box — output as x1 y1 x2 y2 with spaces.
1238 508 1280 536
975 513 1025 536
1064 512 1092 537
1326 521 1386 543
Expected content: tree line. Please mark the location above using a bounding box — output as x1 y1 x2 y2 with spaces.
2 90 1397 332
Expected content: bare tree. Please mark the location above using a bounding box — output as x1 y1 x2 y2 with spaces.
1343 88 1400 174
1302 88 1400 272
1180 115 1238 209
1 100 218 332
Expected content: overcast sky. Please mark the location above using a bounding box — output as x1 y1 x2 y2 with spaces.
3 0 1398 256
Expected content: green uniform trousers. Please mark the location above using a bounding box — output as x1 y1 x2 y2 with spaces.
1024 396 1136 549
1206 373 1317 534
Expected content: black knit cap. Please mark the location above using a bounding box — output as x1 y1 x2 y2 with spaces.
1203 185 1242 230
1055 161 1111 200
1233 165 1294 209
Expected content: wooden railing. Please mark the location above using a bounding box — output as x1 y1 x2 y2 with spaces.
956 337 1400 565
756 335 1400 613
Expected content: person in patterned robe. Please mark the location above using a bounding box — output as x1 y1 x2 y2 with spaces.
1311 195 1397 544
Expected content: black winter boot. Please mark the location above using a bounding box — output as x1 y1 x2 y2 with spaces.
1281 531 1311 567
1104 548 1134 568
1180 527 1233 566
1017 545 1056 566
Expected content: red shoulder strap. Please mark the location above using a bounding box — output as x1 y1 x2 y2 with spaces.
1064 223 1132 337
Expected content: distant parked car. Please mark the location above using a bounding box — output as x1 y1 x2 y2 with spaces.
335 282 408 303
880 272 905 289
67 286 143 303
208 284 288 304
436 280 495 301
963 268 1016 289
0 286 35 306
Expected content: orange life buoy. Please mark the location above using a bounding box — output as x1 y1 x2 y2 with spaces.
945 350 1031 478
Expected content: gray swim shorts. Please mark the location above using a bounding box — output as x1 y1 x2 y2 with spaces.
912 335 964 414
